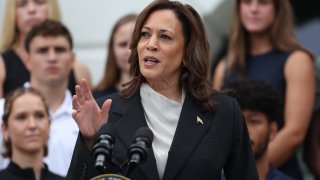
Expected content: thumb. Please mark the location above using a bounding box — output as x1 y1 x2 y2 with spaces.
101 99 112 120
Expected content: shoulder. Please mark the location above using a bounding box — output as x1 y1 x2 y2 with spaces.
284 50 314 77
287 50 313 62
212 92 241 118
0 55 5 83
213 59 227 90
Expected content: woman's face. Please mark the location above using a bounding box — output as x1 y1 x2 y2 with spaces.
3 93 50 156
15 0 49 34
137 10 185 84
240 0 275 34
113 21 135 73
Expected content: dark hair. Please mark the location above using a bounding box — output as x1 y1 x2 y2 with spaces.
121 0 216 112
2 87 50 158
95 14 137 92
223 80 281 122
24 19 73 52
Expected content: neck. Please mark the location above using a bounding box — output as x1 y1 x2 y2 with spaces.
12 149 44 180
13 33 28 63
116 71 132 91
147 79 181 102
255 153 270 180
249 32 273 56
30 78 67 113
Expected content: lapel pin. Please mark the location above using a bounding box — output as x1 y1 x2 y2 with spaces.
197 116 203 125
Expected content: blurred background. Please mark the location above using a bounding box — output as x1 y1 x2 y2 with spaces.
0 0 224 86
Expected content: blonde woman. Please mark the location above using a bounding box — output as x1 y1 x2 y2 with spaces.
0 0 91 97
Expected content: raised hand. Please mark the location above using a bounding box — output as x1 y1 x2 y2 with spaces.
72 79 112 149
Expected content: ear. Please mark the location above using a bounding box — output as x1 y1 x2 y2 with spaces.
1 123 9 142
268 121 278 141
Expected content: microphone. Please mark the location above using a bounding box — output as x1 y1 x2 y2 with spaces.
125 127 154 176
92 123 116 173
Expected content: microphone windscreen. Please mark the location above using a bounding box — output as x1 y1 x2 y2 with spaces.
97 123 117 139
134 127 154 142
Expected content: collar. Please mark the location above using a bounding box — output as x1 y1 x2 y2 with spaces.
51 90 73 119
7 161 49 179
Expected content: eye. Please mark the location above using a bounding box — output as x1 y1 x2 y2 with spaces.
35 111 46 120
55 47 67 53
118 41 128 48
15 113 27 121
34 0 47 5
259 0 271 5
16 0 27 7
241 0 251 4
36 47 48 54
160 34 171 40
140 31 150 38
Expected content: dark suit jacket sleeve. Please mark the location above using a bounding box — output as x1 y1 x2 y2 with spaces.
223 99 258 179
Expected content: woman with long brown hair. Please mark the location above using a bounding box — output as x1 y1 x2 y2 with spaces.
213 0 315 178
93 14 137 98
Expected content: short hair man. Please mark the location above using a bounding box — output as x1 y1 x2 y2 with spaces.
0 20 78 177
224 80 294 180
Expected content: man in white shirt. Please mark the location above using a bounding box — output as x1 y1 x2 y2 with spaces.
0 20 79 176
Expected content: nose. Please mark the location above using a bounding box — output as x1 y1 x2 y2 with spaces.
48 49 57 62
250 1 260 12
146 35 159 51
28 117 37 129
27 1 36 13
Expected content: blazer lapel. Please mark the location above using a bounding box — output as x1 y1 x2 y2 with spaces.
163 95 213 180
111 93 160 180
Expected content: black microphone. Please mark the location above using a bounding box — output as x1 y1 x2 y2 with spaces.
125 127 154 176
92 123 116 173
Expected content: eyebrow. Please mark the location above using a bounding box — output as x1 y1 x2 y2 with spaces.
142 26 174 35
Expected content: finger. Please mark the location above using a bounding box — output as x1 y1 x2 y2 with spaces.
72 95 81 110
82 79 94 101
75 85 85 105
101 99 112 121
72 111 79 124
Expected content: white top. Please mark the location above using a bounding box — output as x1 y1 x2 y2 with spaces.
140 83 185 180
0 88 78 177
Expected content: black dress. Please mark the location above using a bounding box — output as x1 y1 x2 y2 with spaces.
0 161 65 180
1 49 77 96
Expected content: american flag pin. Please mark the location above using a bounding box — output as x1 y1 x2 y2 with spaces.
197 116 203 125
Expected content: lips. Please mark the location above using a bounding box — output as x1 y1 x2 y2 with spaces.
46 66 59 73
27 18 41 26
26 134 40 141
143 56 160 66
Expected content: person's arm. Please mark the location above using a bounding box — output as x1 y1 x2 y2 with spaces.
0 56 6 97
268 50 315 166
304 111 320 179
224 99 258 179
74 60 92 88
212 60 226 90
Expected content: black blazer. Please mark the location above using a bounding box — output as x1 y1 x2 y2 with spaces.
67 91 258 180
